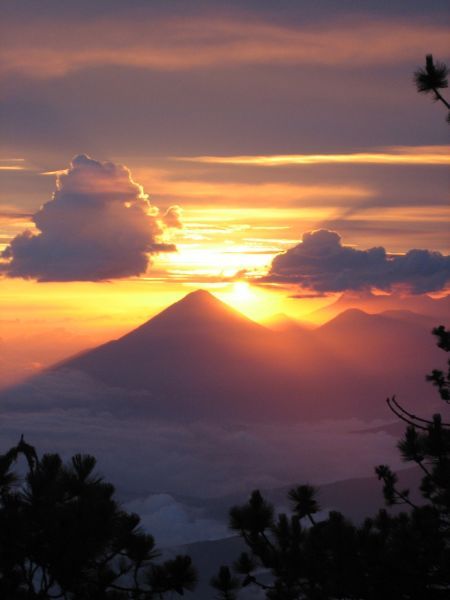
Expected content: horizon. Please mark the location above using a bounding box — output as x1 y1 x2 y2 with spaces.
1 2 449 377
0 3 449 594
1 284 449 387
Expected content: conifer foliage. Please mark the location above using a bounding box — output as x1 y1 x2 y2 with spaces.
0 439 197 599
212 327 450 599
414 54 450 123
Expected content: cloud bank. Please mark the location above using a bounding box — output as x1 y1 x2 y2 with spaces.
1 400 400 546
0 370 403 500
263 229 450 294
1 155 179 281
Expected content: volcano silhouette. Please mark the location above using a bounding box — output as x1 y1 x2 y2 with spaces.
52 289 444 421
61 290 300 419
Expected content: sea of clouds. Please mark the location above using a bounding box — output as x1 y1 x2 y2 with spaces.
0 368 402 547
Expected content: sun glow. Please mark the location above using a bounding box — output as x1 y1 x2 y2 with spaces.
214 281 279 321
179 146 450 167
230 281 253 305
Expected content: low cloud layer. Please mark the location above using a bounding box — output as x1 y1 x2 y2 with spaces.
0 369 403 501
1 155 180 281
263 229 450 294
124 494 228 548
0 360 438 545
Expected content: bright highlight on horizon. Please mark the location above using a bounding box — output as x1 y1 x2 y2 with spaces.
0 0 449 379
177 146 450 167
0 6 449 594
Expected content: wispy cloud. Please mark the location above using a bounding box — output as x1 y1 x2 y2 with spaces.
0 210 33 220
1 17 449 79
178 146 450 167
131 167 374 206
0 159 27 171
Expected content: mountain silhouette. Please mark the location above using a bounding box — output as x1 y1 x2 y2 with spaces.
60 290 301 420
317 308 440 359
263 313 315 333
42 290 445 421
118 289 266 337
310 291 450 323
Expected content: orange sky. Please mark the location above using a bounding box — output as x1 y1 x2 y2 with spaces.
1 1 449 385
1 144 449 381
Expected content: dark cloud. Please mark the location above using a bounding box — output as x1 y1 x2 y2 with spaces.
263 229 450 294
288 292 329 299
1 155 180 281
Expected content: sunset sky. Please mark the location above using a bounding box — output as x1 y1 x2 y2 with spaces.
0 0 449 381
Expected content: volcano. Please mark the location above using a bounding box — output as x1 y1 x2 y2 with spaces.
43 290 445 421
60 290 301 420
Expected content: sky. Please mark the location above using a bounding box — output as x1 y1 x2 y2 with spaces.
0 0 449 381
1 3 449 558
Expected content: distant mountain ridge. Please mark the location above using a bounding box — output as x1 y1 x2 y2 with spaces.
309 291 450 323
167 467 424 600
262 313 315 332
53 289 445 421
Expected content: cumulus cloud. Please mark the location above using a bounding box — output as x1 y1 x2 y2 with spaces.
1 154 180 281
162 205 183 229
263 229 450 294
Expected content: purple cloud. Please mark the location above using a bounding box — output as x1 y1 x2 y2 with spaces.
262 229 450 294
1 155 180 281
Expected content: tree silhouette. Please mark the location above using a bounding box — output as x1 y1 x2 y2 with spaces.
0 440 197 599
288 485 319 526
210 565 240 600
210 54 450 598
414 54 450 123
213 327 450 598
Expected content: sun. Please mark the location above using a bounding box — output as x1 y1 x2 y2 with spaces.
215 280 285 321
219 280 267 316
231 281 253 303
216 281 256 314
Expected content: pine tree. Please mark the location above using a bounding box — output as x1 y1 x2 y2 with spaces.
213 329 450 598
0 439 197 599
414 54 450 123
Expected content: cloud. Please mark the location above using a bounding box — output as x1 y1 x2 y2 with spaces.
0 369 404 503
0 210 33 219
1 155 180 281
162 205 183 229
262 229 450 294
1 17 449 80
0 404 405 548
0 333 442 546
179 146 450 167
124 494 228 548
